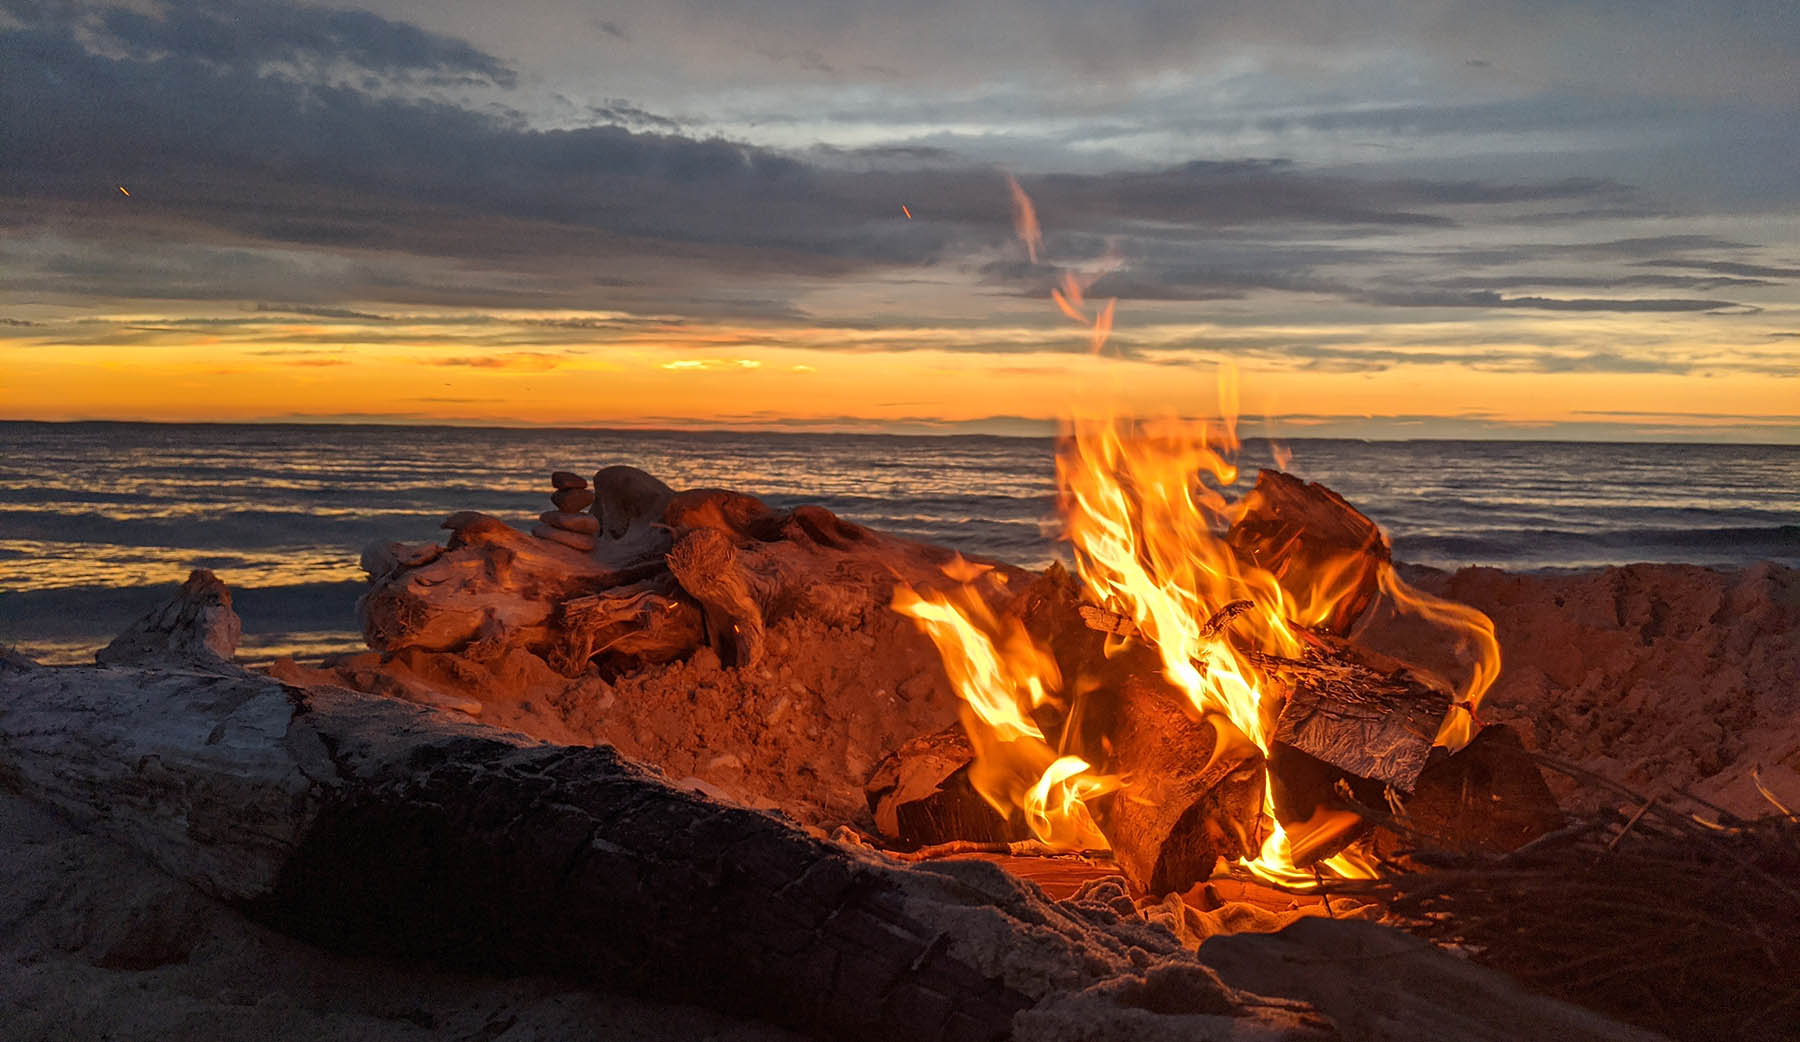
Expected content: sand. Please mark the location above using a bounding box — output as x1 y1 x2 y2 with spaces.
6 560 1795 1040
1376 562 1800 818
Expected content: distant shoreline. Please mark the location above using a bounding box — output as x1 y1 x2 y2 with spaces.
3 416 1799 448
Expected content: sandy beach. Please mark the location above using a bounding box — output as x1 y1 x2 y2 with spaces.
4 557 1793 1041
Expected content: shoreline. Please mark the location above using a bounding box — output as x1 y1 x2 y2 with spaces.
8 558 1795 823
7 556 1796 662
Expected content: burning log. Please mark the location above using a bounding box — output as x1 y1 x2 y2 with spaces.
1097 676 1265 895
1255 639 1452 792
864 724 1026 850
1227 469 1389 637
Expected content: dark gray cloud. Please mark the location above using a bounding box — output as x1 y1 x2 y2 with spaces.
8 0 516 85
253 303 393 321
1635 259 1800 280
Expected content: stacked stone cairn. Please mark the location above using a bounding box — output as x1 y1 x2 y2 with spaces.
531 470 602 552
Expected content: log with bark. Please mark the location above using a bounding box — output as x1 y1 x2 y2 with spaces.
865 724 1026 851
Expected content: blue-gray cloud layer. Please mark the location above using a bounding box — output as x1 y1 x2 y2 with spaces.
2 0 1796 378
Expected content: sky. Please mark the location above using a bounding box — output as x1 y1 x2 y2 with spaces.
2 0 1797 440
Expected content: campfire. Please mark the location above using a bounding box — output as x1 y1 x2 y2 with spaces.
883 414 1506 894
865 181 1510 896
10 441 1796 1040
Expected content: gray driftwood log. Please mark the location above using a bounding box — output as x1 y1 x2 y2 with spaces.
0 578 1334 1042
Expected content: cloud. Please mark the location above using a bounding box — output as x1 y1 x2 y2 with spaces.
85 0 516 86
3 0 1728 321
254 303 393 321
434 351 565 370
1634 259 1800 279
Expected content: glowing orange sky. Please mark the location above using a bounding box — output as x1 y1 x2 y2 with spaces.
5 306 1796 441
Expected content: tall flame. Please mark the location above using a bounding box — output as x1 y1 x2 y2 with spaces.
892 175 1501 889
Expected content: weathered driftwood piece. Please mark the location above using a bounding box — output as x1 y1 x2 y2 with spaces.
550 577 704 672
1202 918 1666 1042
865 725 1026 850
358 476 1017 702
666 525 769 668
360 510 633 653
95 568 241 671
1372 724 1562 862
1097 676 1265 896
1253 639 1451 792
0 589 1338 1042
1227 469 1389 637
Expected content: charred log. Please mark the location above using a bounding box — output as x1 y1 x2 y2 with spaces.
865 725 1027 850
1265 742 1386 866
1372 724 1563 862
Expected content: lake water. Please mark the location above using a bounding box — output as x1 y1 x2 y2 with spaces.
3 421 1795 663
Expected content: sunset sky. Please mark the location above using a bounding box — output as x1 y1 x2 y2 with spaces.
3 0 1797 439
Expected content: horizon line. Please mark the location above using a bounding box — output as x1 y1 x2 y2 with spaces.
2 415 1796 448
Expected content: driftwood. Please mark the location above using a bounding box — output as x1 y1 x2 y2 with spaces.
95 567 241 670
355 471 1017 704
552 576 704 673
0 583 1350 1042
360 509 635 654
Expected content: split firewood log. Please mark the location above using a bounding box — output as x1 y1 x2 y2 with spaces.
1096 676 1266 895
864 724 1026 850
1254 637 1452 793
957 565 1267 895
1227 469 1390 637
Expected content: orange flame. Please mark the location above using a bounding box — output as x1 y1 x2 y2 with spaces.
892 574 1122 848
1006 175 1041 264
894 178 1501 890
